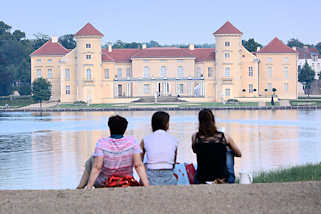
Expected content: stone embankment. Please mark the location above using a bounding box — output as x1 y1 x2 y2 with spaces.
0 181 320 214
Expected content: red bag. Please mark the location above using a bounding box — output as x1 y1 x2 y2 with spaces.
185 163 196 184
105 175 141 188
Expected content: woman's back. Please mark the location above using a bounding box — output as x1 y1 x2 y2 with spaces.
193 132 229 183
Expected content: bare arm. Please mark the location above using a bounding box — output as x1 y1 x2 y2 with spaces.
87 156 104 189
191 133 197 153
225 134 242 157
140 139 145 161
133 153 149 186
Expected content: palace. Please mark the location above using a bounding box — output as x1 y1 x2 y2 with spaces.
30 21 298 103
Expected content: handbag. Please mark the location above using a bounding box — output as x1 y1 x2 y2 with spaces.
105 175 141 188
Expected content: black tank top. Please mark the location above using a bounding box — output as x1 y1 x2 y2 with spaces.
194 132 229 183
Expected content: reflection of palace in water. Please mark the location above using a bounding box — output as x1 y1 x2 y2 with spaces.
29 110 303 188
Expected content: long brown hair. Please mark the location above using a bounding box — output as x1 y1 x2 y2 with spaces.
198 108 218 137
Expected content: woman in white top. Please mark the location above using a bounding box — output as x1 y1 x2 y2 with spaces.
140 111 178 185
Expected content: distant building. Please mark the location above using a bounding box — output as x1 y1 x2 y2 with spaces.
30 21 298 103
296 46 321 79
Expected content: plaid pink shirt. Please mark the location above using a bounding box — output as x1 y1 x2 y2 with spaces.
93 136 141 186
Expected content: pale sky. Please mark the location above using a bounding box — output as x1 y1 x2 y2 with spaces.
2 0 321 46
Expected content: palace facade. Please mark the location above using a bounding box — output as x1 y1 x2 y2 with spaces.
30 21 298 103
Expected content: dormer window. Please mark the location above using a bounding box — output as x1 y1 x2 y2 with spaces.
86 55 91 60
86 43 91 48
225 41 230 47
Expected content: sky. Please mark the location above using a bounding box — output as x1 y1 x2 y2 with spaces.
1 0 321 46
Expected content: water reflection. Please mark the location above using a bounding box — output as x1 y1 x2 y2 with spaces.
0 110 321 189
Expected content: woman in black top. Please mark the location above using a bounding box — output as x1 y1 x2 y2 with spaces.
192 109 242 184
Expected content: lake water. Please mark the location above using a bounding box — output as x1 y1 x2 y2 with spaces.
0 110 320 189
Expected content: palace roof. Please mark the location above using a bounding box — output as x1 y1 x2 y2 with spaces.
102 47 215 63
296 47 321 59
213 21 242 35
257 37 296 53
74 22 104 37
30 40 70 56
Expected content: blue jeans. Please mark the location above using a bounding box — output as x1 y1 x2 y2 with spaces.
146 169 177 186
194 150 235 184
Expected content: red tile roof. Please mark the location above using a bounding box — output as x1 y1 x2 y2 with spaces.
102 47 215 63
297 47 321 59
213 21 242 35
258 37 296 53
74 22 104 37
30 40 70 56
183 48 215 62
131 47 195 59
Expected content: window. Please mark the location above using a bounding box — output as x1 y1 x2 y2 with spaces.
284 66 288 78
178 84 184 94
160 59 167 62
208 67 214 77
248 66 253 76
144 84 150 94
86 43 91 48
47 69 53 78
225 67 231 77
161 66 167 78
312 55 318 62
225 53 230 59
48 59 52 63
177 66 184 78
284 57 288 63
267 83 272 92
249 84 254 93
117 68 122 79
104 69 109 79
267 66 272 78
196 67 201 78
267 57 272 63
144 66 150 78
144 59 149 63
65 69 70 81
126 68 131 78
225 41 230 47
318 63 320 70
86 55 91 60
66 85 70 95
36 69 41 78
284 83 288 92
86 68 92 80
177 59 183 63
225 88 230 96
36 59 41 62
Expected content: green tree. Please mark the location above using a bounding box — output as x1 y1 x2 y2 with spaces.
315 42 321 54
32 77 51 109
18 82 31 95
59 34 76 49
242 38 263 52
298 62 315 96
32 33 49 50
287 38 304 48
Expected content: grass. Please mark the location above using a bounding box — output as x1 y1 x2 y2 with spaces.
253 163 321 183
290 100 321 106
265 102 280 107
0 96 35 108
56 102 259 109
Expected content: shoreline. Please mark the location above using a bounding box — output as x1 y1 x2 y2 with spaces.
1 105 321 112
1 181 320 213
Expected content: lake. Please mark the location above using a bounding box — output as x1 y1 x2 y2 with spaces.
0 109 320 189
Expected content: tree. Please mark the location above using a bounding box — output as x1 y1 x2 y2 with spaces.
32 77 51 109
59 34 76 49
287 38 304 48
315 42 321 54
242 38 262 52
32 33 49 50
298 62 315 96
18 82 31 95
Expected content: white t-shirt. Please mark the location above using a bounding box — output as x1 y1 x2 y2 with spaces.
143 129 178 169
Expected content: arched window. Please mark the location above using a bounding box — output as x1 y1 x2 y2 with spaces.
86 68 92 80
144 66 150 78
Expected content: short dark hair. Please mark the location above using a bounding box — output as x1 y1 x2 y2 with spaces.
108 115 128 135
151 111 169 132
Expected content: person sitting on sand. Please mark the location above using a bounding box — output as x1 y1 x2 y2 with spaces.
192 109 241 184
77 115 149 189
140 111 178 185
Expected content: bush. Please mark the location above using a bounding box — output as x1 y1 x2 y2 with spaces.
18 83 31 95
226 99 239 104
73 101 87 105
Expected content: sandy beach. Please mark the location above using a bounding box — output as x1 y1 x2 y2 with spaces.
1 181 320 214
